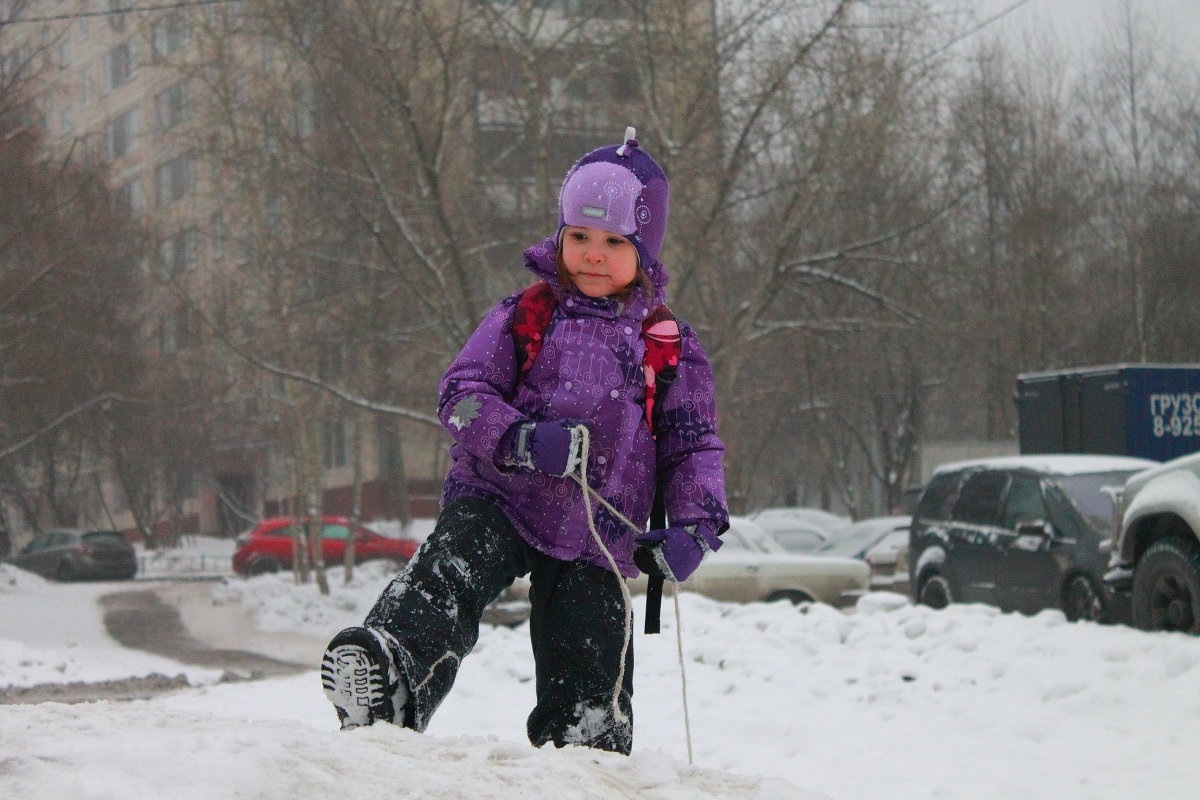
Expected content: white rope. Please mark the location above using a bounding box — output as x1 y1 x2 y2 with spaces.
573 429 634 726
571 426 695 764
672 588 694 765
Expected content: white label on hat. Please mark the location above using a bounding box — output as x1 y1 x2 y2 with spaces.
581 205 607 219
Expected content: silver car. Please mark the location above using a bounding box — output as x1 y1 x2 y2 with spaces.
628 516 869 607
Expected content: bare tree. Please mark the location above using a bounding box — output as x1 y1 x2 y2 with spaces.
0 66 149 535
1074 2 1200 362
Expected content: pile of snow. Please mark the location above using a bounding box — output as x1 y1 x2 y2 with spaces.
0 562 49 593
4 549 1200 798
208 560 399 635
3 702 803 799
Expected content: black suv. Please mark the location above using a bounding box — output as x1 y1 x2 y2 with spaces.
5 528 138 581
909 455 1154 622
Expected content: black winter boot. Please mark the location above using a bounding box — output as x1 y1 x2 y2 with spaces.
321 626 409 729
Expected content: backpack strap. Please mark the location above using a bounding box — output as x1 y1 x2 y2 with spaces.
640 305 680 434
639 308 679 635
513 281 559 381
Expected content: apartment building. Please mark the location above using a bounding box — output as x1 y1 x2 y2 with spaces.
2 0 716 542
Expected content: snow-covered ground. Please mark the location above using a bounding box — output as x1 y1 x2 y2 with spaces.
3 533 1200 799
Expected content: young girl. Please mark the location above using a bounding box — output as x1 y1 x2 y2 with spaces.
321 128 728 755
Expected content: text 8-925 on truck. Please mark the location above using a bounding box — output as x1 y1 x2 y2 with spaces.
1106 451 1200 634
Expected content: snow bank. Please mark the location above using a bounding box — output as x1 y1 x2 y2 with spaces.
1 701 810 800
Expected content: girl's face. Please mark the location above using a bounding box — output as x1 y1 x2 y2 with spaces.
559 225 639 298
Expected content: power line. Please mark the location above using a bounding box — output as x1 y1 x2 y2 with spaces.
0 0 237 27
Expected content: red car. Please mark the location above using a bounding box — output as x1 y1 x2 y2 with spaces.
232 516 418 576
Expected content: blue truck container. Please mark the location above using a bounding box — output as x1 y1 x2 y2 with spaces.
1015 364 1200 462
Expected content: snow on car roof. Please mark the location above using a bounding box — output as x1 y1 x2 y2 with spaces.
932 453 1157 477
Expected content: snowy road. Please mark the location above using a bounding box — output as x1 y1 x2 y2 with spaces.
101 586 311 677
0 581 313 706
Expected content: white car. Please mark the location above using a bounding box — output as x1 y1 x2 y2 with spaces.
810 515 912 594
1106 450 1200 633
627 516 869 607
747 506 851 553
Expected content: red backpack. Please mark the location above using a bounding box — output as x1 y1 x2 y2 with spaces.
511 280 680 634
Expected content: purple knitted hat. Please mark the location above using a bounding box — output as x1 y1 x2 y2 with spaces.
557 127 669 279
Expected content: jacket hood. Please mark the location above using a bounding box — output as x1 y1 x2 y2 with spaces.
522 236 666 319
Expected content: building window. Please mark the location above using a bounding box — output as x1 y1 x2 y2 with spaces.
79 67 92 106
111 481 129 514
102 107 139 160
172 465 196 499
210 211 225 260
160 307 195 353
208 0 247 28
114 174 144 219
323 418 347 469
293 82 315 139
107 0 127 32
152 11 191 58
155 79 191 131
156 227 198 279
155 155 194 206
101 40 136 92
232 234 253 266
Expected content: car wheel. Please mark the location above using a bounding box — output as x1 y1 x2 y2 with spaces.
1062 574 1105 622
917 573 952 609
1132 537 1200 634
246 556 283 576
765 590 813 605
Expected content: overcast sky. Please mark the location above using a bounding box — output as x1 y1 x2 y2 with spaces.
971 0 1200 62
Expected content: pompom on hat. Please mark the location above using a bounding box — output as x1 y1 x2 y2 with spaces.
557 126 670 279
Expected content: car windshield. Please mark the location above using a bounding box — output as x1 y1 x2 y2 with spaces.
817 517 910 559
1054 470 1145 536
722 519 784 555
81 532 126 547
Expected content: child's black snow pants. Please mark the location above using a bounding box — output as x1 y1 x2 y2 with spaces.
363 497 634 754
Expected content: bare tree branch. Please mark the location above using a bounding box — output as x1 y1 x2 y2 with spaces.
0 393 136 461
168 282 441 427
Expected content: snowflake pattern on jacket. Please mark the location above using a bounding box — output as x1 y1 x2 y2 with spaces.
436 237 728 577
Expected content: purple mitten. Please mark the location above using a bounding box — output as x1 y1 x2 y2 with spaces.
500 420 588 477
633 522 723 582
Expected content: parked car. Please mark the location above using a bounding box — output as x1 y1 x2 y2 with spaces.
909 455 1155 622
815 515 911 560
864 528 911 595
5 528 137 581
809 515 912 594
1105 450 1200 633
232 516 419 577
893 485 924 516
747 506 851 553
628 515 869 607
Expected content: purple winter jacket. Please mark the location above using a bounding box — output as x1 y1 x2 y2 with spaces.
437 237 728 577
